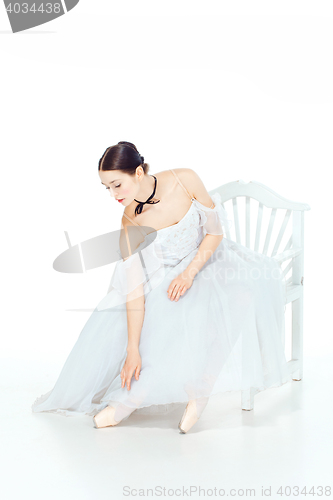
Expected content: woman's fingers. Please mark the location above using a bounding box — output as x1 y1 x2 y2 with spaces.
174 286 183 301
121 365 141 390
121 370 131 390
168 283 179 301
167 274 193 301
167 283 175 300
168 283 187 301
121 368 125 388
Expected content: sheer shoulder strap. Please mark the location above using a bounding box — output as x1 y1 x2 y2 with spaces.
170 169 214 208
122 212 148 237
170 169 193 200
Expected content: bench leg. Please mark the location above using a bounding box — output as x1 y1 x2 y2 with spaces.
292 367 302 381
242 387 256 410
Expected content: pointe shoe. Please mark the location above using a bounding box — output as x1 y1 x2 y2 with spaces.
93 405 121 428
178 400 200 434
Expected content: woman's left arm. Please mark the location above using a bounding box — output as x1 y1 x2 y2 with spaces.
185 232 223 279
167 169 224 301
167 233 223 301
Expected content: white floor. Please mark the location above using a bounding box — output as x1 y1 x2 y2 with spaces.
1 355 332 500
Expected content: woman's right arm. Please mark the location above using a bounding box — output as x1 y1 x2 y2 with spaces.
118 217 146 391
120 286 145 391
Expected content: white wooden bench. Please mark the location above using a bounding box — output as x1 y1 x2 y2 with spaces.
209 179 311 410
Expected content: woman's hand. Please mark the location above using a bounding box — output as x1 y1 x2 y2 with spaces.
167 271 194 301
121 347 142 391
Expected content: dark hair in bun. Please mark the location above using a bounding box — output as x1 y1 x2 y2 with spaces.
98 141 149 175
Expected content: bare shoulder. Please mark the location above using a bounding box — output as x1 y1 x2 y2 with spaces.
172 168 215 208
121 212 132 228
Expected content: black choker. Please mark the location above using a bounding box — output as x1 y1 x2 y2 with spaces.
134 175 160 216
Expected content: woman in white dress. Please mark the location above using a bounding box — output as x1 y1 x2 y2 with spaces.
32 141 292 433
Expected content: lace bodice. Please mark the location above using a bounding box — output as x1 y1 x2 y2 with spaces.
98 170 232 307
143 199 201 263
146 195 225 264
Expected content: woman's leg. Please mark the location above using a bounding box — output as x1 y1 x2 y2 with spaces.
194 395 210 417
113 402 137 422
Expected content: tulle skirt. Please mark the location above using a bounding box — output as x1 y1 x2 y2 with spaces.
31 237 292 419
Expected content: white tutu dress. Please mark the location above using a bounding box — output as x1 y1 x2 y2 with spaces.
32 169 292 421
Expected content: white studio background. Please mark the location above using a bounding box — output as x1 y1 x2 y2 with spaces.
0 1 332 497
1 5 328 361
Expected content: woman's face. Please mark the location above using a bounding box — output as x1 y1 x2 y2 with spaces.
99 169 141 206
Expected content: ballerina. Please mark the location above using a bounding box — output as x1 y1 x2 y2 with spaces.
32 141 291 433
